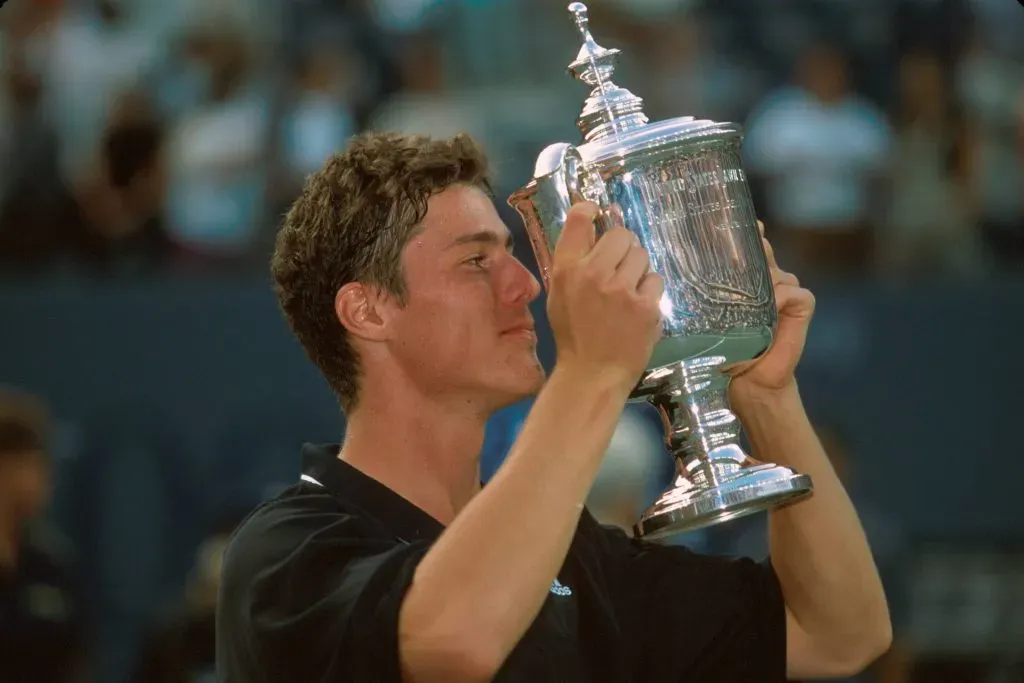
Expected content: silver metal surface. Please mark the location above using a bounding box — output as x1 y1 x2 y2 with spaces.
630 358 812 540
509 3 813 539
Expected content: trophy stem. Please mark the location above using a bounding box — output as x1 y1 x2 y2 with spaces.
649 356 746 487
632 357 813 540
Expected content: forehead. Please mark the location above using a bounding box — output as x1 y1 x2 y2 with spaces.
411 184 509 248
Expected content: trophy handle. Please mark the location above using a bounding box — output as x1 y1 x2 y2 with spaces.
562 145 619 236
509 143 622 286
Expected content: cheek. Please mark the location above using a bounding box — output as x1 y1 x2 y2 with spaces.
395 293 490 361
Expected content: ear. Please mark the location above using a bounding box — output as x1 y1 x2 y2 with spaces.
335 282 392 342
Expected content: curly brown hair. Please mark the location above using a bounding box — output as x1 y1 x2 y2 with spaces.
271 131 493 413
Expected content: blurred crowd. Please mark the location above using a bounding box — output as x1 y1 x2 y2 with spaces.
1 0 1022 682
0 0 1019 281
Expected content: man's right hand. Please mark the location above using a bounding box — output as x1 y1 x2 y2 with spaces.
546 201 664 390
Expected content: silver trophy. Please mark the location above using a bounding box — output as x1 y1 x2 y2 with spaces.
509 3 813 540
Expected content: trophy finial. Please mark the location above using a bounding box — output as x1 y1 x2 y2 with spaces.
568 3 590 36
566 2 618 88
565 3 648 141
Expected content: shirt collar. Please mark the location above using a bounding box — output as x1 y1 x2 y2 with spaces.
299 443 446 544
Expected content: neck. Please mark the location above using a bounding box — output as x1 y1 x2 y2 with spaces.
340 385 491 526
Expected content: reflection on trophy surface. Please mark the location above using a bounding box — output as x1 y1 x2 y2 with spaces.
509 3 814 540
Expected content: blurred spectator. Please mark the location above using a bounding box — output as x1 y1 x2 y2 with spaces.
41 0 163 186
131 510 248 683
371 0 446 34
0 0 62 201
444 0 532 89
0 0 65 275
593 0 699 22
880 49 986 278
638 11 765 124
894 0 974 67
64 113 172 275
0 111 172 276
955 33 1024 267
161 13 273 266
744 42 891 277
285 0 402 132
274 34 360 215
0 387 87 683
369 30 493 154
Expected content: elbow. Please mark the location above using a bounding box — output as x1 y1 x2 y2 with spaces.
830 612 894 677
438 638 505 683
399 584 510 682
399 623 505 683
865 613 895 668
861 591 895 667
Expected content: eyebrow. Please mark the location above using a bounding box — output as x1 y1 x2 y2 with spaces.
447 231 515 251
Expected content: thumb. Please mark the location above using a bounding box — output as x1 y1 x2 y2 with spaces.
772 285 815 355
553 201 599 266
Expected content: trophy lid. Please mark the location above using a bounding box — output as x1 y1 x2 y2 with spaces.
564 3 738 164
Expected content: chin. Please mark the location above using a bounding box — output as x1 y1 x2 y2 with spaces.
521 356 547 389
489 363 546 409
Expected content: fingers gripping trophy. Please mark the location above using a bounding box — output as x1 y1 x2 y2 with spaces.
510 3 813 540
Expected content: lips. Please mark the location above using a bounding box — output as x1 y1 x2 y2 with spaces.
501 322 537 340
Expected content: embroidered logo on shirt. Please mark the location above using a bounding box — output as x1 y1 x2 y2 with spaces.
549 578 572 597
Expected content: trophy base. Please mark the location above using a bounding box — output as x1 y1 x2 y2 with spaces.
634 463 812 541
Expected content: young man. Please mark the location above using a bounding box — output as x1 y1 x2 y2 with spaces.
216 132 891 682
0 388 86 683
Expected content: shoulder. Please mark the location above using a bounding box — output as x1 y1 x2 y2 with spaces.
219 482 426 615
216 485 426 682
222 484 380 580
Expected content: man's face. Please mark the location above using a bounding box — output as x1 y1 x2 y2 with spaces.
384 184 544 412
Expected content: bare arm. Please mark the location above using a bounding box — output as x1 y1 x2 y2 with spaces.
398 203 664 682
734 383 892 679
399 367 630 681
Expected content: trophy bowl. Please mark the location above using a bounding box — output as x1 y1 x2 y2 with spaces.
509 3 813 540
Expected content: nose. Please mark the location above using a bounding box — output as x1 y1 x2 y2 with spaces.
503 255 542 306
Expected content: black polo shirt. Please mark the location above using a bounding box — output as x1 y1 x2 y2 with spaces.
0 524 85 683
216 444 787 682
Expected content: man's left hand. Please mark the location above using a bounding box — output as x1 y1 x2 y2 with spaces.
727 222 815 395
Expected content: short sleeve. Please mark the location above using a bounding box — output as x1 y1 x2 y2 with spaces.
589 515 787 683
216 495 429 683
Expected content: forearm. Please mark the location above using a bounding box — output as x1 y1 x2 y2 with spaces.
400 365 630 681
733 382 891 665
